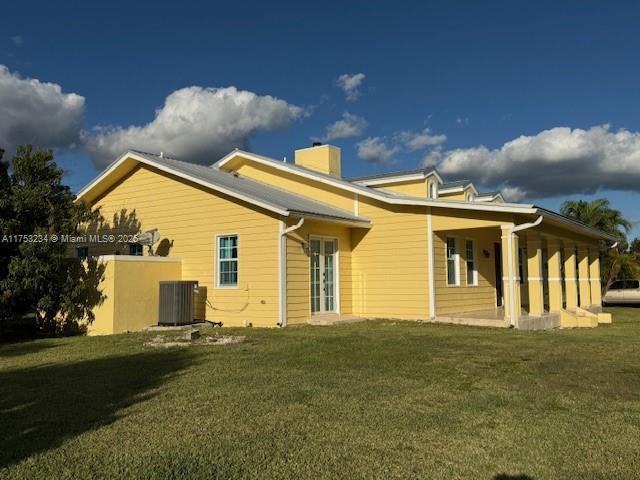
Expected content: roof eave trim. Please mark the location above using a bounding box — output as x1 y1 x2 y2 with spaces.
289 211 372 228
353 170 443 186
76 151 290 217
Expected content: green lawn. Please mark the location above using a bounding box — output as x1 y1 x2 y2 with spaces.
1 308 639 480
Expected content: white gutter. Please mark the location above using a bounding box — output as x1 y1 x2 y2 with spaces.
505 216 543 327
278 218 305 327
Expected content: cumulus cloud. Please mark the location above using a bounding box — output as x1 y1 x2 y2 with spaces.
357 137 400 165
320 112 367 141
427 125 640 200
0 65 85 155
336 73 365 101
83 86 303 167
396 128 446 151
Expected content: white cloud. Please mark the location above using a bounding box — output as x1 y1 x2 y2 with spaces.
11 36 23 47
357 137 400 165
83 86 303 167
0 65 85 155
336 73 365 101
396 128 446 151
320 112 367 141
428 125 640 199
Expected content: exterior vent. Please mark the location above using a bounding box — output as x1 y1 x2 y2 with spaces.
159 281 198 325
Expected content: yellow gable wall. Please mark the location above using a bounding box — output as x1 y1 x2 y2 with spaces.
438 191 467 201
90 164 281 327
229 160 356 212
284 219 353 324
371 179 427 197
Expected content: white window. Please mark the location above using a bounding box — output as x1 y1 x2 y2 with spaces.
216 235 238 287
466 192 475 202
446 237 460 286
429 182 438 199
128 243 143 256
466 239 478 286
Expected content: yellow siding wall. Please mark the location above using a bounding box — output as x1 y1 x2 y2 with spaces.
372 179 427 197
285 220 352 324
434 230 498 315
351 198 429 320
91 164 281 327
439 191 467 201
230 161 356 212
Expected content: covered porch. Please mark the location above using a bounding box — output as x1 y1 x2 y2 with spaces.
431 214 611 330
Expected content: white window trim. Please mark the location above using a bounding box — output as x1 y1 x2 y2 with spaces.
215 233 239 289
428 181 438 199
446 236 460 287
465 238 478 287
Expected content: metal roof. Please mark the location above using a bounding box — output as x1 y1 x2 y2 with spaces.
440 180 472 190
116 151 371 225
347 167 437 182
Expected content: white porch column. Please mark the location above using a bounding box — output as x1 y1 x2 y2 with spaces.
501 225 521 326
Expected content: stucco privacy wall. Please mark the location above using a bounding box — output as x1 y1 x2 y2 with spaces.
90 164 282 327
88 256 181 335
285 219 353 324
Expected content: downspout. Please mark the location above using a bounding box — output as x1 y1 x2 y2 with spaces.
506 216 543 327
278 218 305 327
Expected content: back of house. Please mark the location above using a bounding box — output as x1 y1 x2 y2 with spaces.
75 144 615 334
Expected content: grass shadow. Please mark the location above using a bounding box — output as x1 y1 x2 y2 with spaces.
0 341 58 358
0 349 194 469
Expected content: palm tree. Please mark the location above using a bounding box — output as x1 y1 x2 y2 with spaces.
560 199 637 292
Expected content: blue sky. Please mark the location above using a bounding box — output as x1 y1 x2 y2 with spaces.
2 1 640 236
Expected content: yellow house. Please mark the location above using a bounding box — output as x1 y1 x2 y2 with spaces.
75 144 615 334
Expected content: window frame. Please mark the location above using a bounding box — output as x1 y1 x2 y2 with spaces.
76 246 89 260
446 236 460 287
465 239 478 286
128 243 143 256
610 280 625 290
215 234 239 288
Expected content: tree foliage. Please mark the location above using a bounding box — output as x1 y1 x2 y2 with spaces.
560 198 639 292
0 146 105 336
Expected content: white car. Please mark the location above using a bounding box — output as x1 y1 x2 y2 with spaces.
603 279 640 305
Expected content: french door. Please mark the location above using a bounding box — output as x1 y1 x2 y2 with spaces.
310 237 337 314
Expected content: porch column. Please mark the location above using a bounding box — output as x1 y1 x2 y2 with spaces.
526 234 544 316
578 245 592 307
563 244 578 310
546 239 563 312
589 248 602 307
501 225 521 326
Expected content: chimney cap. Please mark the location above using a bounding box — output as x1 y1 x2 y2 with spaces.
312 141 323 147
